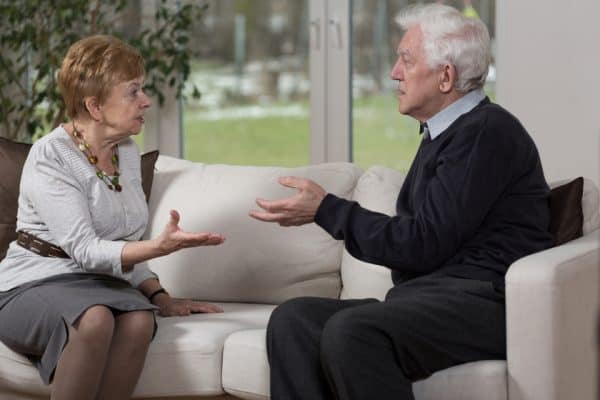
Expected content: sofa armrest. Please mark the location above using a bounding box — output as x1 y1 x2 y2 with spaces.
505 229 599 400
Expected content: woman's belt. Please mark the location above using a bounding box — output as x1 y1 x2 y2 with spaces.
16 231 70 259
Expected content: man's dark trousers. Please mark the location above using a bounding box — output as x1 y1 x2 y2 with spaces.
266 272 506 400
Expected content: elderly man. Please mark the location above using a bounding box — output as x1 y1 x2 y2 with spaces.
250 4 553 400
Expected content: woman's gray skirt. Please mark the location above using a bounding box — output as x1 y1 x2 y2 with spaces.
0 272 158 384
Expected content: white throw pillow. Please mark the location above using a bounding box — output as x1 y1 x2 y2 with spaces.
340 166 404 300
143 156 362 304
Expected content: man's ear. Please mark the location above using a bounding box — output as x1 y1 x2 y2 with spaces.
438 63 457 93
83 97 102 121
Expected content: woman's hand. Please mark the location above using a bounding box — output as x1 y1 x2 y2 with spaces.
154 295 224 317
121 209 225 268
156 209 225 255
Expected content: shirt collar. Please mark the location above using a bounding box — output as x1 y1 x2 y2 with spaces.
425 89 486 141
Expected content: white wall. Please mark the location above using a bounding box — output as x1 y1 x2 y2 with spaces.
497 0 600 187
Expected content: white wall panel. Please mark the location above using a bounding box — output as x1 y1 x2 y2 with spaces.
497 0 600 187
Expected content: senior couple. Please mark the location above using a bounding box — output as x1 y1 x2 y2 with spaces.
0 4 552 400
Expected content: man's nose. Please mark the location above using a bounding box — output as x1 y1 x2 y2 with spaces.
391 59 403 81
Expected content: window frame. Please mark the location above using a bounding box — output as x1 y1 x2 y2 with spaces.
144 0 353 164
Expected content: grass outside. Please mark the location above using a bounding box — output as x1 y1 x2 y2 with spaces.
182 93 421 173
353 94 421 172
172 85 494 173
183 108 310 167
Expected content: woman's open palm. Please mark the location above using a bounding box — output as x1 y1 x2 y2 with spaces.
158 210 225 254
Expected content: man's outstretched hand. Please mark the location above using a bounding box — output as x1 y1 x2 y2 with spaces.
249 176 326 227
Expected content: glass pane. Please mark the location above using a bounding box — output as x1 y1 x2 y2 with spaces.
183 0 310 166
352 0 496 172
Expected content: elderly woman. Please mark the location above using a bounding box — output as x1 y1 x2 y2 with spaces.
0 35 224 400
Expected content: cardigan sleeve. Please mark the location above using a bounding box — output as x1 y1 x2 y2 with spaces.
129 262 158 288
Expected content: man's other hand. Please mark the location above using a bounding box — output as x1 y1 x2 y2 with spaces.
249 176 327 227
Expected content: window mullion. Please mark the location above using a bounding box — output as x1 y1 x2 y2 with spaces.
310 0 351 164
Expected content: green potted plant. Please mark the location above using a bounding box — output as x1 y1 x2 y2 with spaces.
0 0 205 142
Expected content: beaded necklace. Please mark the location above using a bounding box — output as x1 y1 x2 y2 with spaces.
71 123 122 192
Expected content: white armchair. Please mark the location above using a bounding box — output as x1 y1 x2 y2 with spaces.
506 228 599 400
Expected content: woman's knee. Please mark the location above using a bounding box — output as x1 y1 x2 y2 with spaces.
72 305 115 346
114 310 154 344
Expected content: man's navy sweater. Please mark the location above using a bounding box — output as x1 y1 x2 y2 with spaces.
315 98 554 287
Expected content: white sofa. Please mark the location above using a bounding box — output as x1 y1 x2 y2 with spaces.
1 155 599 400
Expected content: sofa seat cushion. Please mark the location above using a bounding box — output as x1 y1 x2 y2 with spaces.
222 328 507 400
412 360 507 400
222 329 270 400
0 303 275 398
0 340 45 397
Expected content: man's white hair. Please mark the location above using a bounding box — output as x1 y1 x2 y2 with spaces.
395 4 491 93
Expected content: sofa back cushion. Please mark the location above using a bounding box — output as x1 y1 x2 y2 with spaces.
578 178 599 234
548 177 600 235
340 166 403 300
548 177 584 245
144 156 362 304
0 138 31 260
140 150 160 202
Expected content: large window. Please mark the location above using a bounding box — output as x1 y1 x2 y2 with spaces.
183 0 310 166
177 0 495 169
3 0 496 170
351 0 496 172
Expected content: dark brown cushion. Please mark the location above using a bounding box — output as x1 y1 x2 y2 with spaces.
0 136 159 260
140 150 160 202
549 177 584 246
0 137 32 260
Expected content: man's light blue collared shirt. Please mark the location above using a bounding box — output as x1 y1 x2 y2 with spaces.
426 89 486 141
